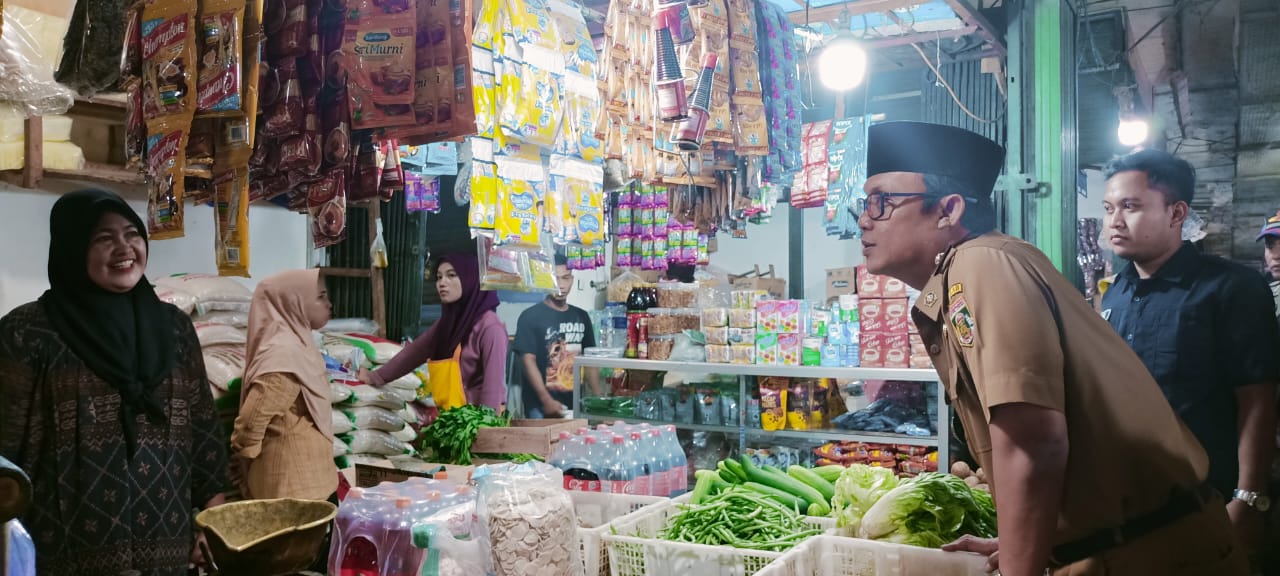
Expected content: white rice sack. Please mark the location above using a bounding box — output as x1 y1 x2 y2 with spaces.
156 274 251 304
344 385 407 411
155 285 198 315
333 436 352 458
341 406 406 432
387 386 418 403
203 346 246 391
345 430 414 456
386 372 422 390
193 310 249 328
390 423 417 443
332 409 355 435
330 382 353 404
194 323 247 347
195 301 252 316
321 318 381 335
323 343 363 365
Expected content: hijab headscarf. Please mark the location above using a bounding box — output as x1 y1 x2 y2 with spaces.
241 269 333 440
428 254 500 361
39 189 176 457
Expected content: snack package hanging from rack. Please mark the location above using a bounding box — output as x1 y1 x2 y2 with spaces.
343 4 416 129
196 0 245 115
468 142 498 231
495 0 564 148
213 167 250 277
471 0 499 140
141 0 198 122
493 140 546 249
308 167 348 248
145 117 190 240
55 0 129 97
548 0 602 162
549 155 606 247
477 234 526 292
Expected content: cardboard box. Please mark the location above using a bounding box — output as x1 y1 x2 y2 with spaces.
859 332 884 367
909 334 929 356
826 267 858 305
910 354 934 369
730 265 787 299
882 298 910 334
470 419 587 459
856 265 908 298
882 333 910 368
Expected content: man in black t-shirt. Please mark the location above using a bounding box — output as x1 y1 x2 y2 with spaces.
514 256 600 418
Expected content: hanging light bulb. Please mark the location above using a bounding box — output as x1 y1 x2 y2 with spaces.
1117 117 1150 147
817 32 868 92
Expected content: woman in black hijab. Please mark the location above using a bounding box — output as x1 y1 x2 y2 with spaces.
0 190 228 576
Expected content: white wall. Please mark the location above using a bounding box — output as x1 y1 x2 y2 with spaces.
711 207 865 302
0 181 308 315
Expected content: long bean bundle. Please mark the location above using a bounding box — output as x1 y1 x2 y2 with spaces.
659 487 823 552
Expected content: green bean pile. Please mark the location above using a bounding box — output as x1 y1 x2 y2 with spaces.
659 487 824 552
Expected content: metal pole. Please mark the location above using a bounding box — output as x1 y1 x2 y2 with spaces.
1003 0 1025 239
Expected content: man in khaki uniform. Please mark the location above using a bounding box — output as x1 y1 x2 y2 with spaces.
857 121 1247 576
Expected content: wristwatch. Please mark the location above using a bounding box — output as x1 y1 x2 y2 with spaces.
1232 489 1272 512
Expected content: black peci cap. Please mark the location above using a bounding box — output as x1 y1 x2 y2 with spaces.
867 121 1006 200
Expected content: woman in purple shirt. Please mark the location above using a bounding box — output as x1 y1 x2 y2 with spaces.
359 254 508 410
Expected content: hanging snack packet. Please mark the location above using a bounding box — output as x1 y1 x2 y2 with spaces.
493 154 545 249
308 168 348 247
125 86 146 169
142 0 198 121
214 168 250 277
197 0 245 115
344 9 417 129
267 0 307 60
379 139 403 201
122 3 144 81
262 59 304 138
145 118 190 240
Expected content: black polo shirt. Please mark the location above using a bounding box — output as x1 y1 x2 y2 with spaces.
1102 242 1280 498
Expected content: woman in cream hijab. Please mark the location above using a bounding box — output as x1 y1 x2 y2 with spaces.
231 269 337 500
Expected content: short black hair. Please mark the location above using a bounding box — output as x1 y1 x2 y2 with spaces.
922 173 997 234
554 252 568 267
1103 149 1196 205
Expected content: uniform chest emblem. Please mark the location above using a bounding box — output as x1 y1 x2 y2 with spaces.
948 287 977 347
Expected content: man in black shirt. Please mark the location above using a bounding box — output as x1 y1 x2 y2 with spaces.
1101 149 1280 554
514 255 600 418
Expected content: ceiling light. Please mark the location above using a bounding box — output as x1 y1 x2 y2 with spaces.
817 35 868 92
1117 117 1149 147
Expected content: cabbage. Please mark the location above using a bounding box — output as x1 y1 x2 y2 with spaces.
856 472 997 548
831 464 899 534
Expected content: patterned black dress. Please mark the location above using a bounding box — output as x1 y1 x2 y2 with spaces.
0 301 228 576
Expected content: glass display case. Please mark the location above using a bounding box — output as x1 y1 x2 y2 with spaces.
572 357 948 479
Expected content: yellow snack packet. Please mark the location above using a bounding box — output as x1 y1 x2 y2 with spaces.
213 167 250 277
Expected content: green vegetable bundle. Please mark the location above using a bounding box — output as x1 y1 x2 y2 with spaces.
660 486 823 552
831 464 900 534
856 471 997 548
417 405 509 465
701 457 842 516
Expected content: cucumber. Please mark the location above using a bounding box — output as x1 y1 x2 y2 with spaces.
690 469 718 504
788 465 836 502
723 458 747 480
717 461 743 483
813 465 846 483
741 481 807 512
738 455 829 514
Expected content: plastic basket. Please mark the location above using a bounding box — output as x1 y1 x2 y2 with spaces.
755 534 989 576
602 497 835 576
572 491 668 576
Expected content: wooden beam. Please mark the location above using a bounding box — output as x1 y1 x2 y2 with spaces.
22 118 42 189
865 24 977 48
320 267 373 278
787 0 927 26
939 0 1006 56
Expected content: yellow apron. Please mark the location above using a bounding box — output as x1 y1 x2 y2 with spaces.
427 345 467 410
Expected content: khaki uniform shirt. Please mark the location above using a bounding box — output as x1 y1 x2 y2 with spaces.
232 372 338 501
911 232 1208 545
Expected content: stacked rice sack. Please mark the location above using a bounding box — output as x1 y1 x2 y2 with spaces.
153 274 253 436
322 332 431 463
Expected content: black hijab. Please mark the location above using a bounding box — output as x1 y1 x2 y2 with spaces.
39 190 176 457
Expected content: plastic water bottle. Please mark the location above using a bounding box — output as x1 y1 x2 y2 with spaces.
662 426 689 496
629 432 653 496
603 435 639 494
565 435 603 492
647 428 673 497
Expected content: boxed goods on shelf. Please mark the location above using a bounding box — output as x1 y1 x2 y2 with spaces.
755 534 988 576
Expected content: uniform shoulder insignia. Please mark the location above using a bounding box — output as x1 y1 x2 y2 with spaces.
947 287 978 347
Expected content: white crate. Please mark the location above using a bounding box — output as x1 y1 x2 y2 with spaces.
602 497 835 576
572 491 669 576
756 535 989 576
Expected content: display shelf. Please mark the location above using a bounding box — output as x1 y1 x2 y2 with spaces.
575 356 940 382
573 357 951 472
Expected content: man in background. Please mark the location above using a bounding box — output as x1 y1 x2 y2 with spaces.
1258 210 1280 575
1260 211 1280 320
514 254 600 418
1100 149 1279 558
